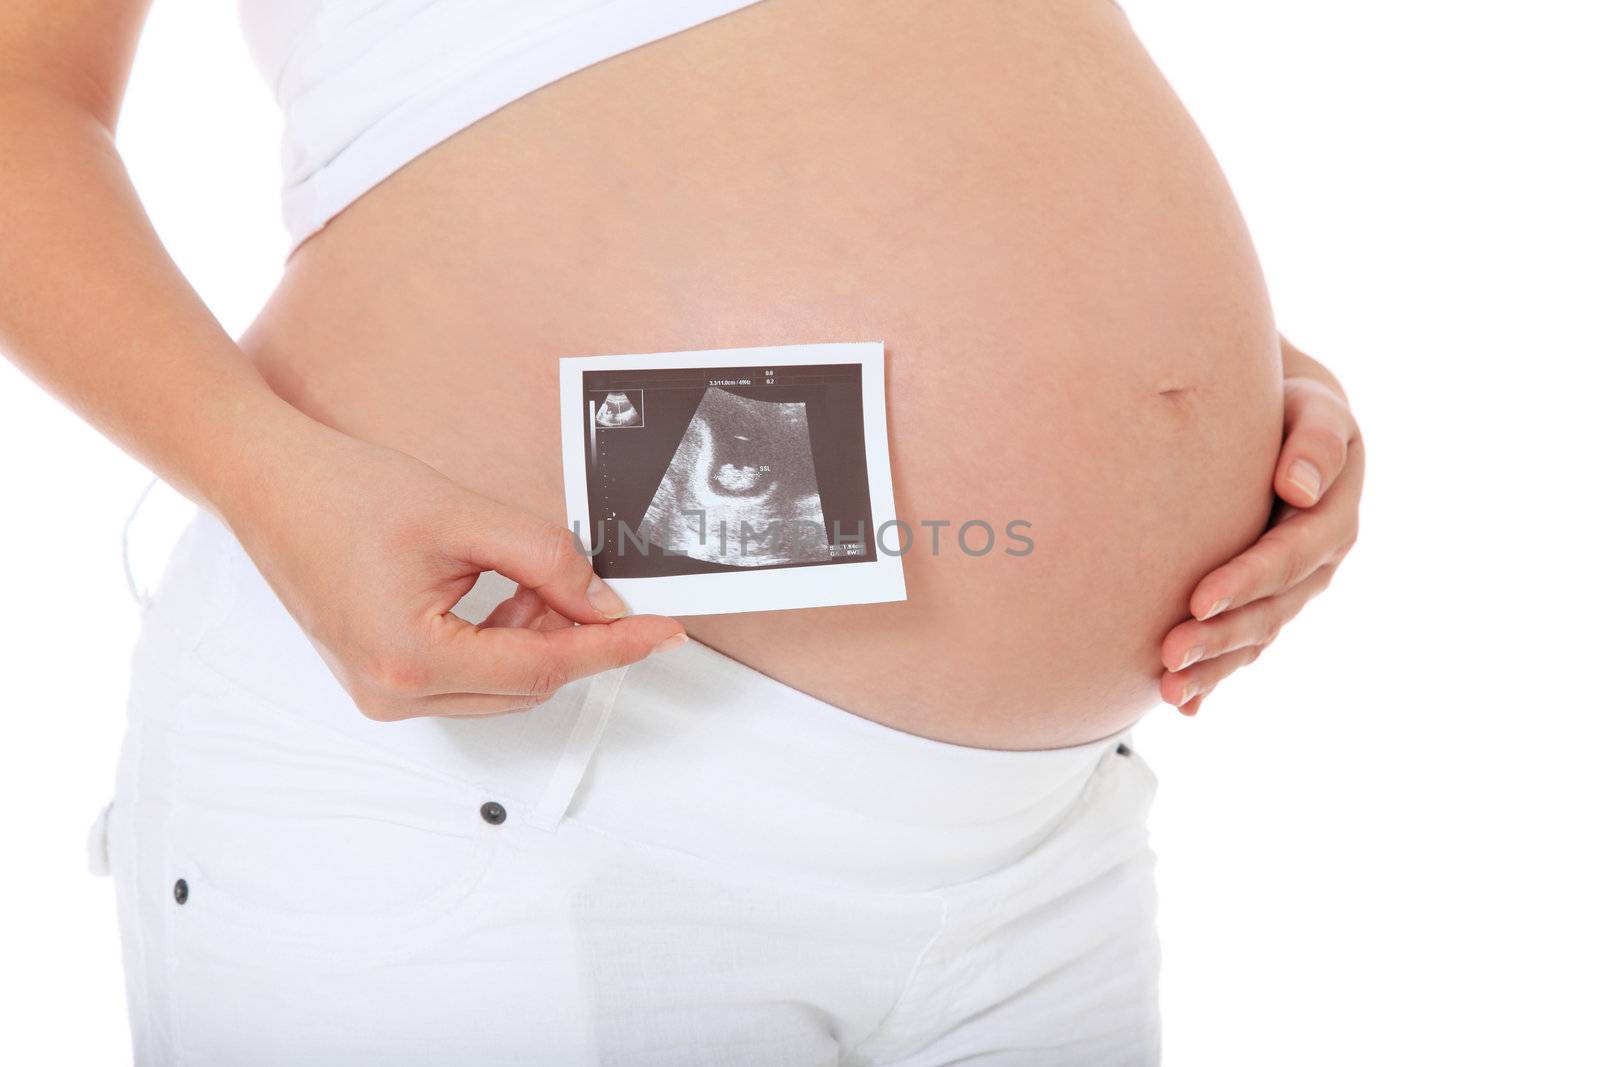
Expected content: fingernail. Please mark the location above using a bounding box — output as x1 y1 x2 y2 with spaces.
1287 459 1322 503
652 633 689 655
586 575 628 619
1199 597 1232 621
1177 646 1205 671
1178 682 1199 706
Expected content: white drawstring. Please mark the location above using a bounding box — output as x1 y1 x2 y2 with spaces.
531 666 630 831
121 476 160 611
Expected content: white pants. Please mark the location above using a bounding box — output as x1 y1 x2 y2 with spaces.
105 514 1161 1065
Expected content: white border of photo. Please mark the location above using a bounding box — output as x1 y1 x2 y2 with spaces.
559 341 906 616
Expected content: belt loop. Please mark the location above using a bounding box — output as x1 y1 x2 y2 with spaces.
530 665 630 831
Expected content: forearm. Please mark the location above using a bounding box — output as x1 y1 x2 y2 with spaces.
0 81 312 516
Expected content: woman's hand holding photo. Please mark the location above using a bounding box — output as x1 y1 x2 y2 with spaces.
219 414 686 722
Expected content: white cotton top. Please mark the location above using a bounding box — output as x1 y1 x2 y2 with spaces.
236 0 767 250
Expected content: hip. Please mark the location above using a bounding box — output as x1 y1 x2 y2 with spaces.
106 511 1162 1062
121 511 1153 887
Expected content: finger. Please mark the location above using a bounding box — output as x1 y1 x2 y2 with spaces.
1189 456 1360 619
441 712 525 720
532 608 577 632
480 585 572 631
422 692 551 719
458 504 635 625
431 612 686 697
1162 564 1334 671
1159 644 1262 709
1178 693 1204 717
1274 382 1358 508
344 682 548 722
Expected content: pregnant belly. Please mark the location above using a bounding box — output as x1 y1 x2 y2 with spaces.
241 0 1282 748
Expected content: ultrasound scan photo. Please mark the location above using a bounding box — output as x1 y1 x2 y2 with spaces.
561 342 905 615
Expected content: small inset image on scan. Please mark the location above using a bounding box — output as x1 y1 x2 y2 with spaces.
592 389 644 429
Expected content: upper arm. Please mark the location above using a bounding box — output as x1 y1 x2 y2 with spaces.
0 0 154 129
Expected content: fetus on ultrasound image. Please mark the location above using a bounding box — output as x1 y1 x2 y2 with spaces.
595 390 642 427
641 387 830 567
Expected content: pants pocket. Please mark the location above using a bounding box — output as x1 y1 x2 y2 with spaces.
159 695 497 963
115 656 511 1065
136 693 503 1064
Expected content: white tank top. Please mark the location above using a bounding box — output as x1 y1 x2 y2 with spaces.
237 0 766 250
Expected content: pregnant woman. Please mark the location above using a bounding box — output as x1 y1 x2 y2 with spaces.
0 1 1363 1063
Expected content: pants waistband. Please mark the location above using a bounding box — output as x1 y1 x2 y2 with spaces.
135 511 1128 892
570 638 1125 890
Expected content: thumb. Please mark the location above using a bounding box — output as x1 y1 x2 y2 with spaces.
1275 388 1355 508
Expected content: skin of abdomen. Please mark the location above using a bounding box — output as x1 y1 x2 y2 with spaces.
240 0 1283 748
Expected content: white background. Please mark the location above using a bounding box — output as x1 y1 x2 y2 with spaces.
2 0 1596 1062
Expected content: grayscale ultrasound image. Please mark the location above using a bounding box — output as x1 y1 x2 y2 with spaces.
641 387 830 566
583 363 875 579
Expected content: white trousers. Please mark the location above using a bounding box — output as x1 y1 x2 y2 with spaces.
104 514 1161 1065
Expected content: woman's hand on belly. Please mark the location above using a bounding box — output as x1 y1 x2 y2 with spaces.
219 416 685 721
1158 339 1364 714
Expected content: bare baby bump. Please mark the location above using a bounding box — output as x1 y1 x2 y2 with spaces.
243 0 1283 746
